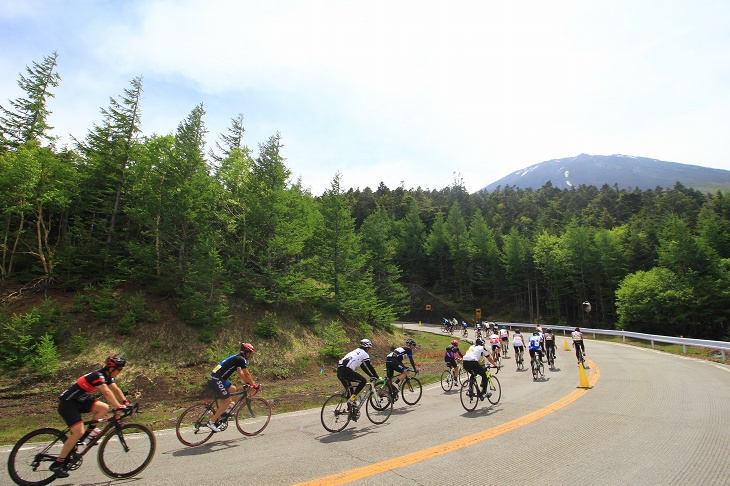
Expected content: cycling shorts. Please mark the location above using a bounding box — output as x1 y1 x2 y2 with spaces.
386 360 408 377
445 358 457 368
529 348 543 359
58 396 96 428
208 376 232 399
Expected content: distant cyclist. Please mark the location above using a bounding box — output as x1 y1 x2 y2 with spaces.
499 326 509 356
572 327 586 363
338 339 380 405
386 339 418 396
51 354 130 478
462 338 498 399
544 328 556 362
528 331 543 366
475 322 483 338
512 329 525 364
444 339 464 381
488 330 501 361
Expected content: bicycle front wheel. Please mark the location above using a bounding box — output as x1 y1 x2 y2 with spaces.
401 377 422 405
8 428 67 486
366 392 392 424
440 370 454 391
321 394 351 433
235 397 272 436
460 379 479 412
486 375 501 404
458 366 468 385
175 404 215 447
98 423 156 479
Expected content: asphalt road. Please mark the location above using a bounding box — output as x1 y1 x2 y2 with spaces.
3 323 729 485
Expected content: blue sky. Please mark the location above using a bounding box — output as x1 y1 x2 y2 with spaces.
2 1 729 194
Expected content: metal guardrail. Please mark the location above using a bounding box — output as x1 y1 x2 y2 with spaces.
496 322 730 361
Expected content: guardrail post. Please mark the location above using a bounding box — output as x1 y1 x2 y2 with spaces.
622 335 626 344
723 350 726 361
651 340 655 349
682 344 687 354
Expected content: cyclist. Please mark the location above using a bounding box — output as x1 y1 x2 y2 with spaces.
444 339 464 382
386 339 418 396
475 321 483 339
451 317 458 333
338 339 379 405
528 331 543 367
488 329 501 362
461 320 469 334
499 325 509 356
51 354 130 478
462 338 498 400
206 342 261 432
544 328 556 363
572 327 586 363
512 329 525 365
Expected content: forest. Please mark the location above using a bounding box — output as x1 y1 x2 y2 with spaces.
2 52 729 371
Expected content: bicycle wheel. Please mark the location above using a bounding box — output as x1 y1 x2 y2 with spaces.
531 360 538 380
486 375 501 405
401 377 422 405
321 394 351 432
458 366 468 385
491 356 501 374
175 403 214 447
366 391 393 424
97 423 156 479
460 378 479 412
440 370 454 391
538 361 545 379
235 397 272 436
8 428 67 486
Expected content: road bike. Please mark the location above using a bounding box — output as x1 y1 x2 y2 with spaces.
176 384 271 447
546 346 556 369
461 326 469 337
440 360 468 391
460 366 501 412
8 403 155 486
515 347 526 371
320 377 392 433
377 369 423 405
575 342 586 367
475 328 483 340
501 340 509 358
531 354 545 381
491 349 502 373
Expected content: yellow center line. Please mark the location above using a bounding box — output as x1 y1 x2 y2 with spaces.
295 360 600 486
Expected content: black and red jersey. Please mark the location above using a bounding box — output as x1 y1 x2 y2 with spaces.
59 368 113 402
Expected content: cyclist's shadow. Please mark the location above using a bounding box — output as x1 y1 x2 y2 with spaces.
460 405 504 419
316 423 388 443
74 479 144 486
169 437 249 457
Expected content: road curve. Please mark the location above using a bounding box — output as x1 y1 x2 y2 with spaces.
2 325 729 485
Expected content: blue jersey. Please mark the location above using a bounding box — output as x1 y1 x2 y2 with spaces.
528 334 542 351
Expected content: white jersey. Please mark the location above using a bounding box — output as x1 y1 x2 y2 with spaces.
512 333 524 347
499 329 509 339
338 348 371 371
572 331 583 341
462 344 489 363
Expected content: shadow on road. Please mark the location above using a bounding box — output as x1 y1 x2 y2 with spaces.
316 423 388 443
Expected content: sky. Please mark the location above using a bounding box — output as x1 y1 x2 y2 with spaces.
2 1 729 195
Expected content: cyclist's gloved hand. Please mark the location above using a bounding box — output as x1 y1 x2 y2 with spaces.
251 383 261 390
123 400 131 407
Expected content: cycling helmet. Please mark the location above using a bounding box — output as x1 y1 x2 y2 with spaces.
240 342 255 353
475 338 485 346
451 339 459 346
533 331 539 335
105 354 126 368
406 339 417 348
501 325 506 329
360 339 373 349
546 328 553 333
575 327 580 332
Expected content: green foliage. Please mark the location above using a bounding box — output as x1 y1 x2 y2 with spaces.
319 320 347 359
0 311 36 368
31 333 60 374
358 321 372 338
301 308 321 326
254 313 280 338
68 331 88 354
88 285 118 322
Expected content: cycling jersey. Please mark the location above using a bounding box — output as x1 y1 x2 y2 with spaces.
463 344 490 363
572 331 583 342
528 335 542 351
512 333 524 347
444 344 462 360
489 334 501 349
499 329 509 340
59 369 112 402
544 332 555 346
387 346 413 363
211 354 249 381
339 348 373 371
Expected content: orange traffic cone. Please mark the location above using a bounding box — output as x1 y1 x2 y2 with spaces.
564 338 570 351
578 362 592 389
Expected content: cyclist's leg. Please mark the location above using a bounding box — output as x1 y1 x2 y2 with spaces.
208 378 233 422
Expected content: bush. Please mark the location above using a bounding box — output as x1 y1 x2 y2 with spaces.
320 320 347 359
31 333 60 374
89 285 117 321
358 321 372 338
68 331 88 354
254 313 279 338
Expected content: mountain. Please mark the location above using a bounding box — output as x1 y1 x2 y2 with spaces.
478 154 730 193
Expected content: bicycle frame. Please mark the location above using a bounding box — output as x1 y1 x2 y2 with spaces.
70 404 139 461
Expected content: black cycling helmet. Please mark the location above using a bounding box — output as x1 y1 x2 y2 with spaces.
406 339 417 348
575 327 581 332
546 328 553 333
533 331 539 336
105 354 126 369
475 338 485 346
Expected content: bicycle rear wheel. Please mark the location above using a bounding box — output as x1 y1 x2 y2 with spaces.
235 397 272 436
321 394 351 432
531 360 539 380
440 370 454 391
538 361 545 378
401 377 422 405
366 392 393 424
98 423 156 479
8 428 67 486
457 366 468 385
175 404 214 447
460 378 479 412
486 375 501 405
